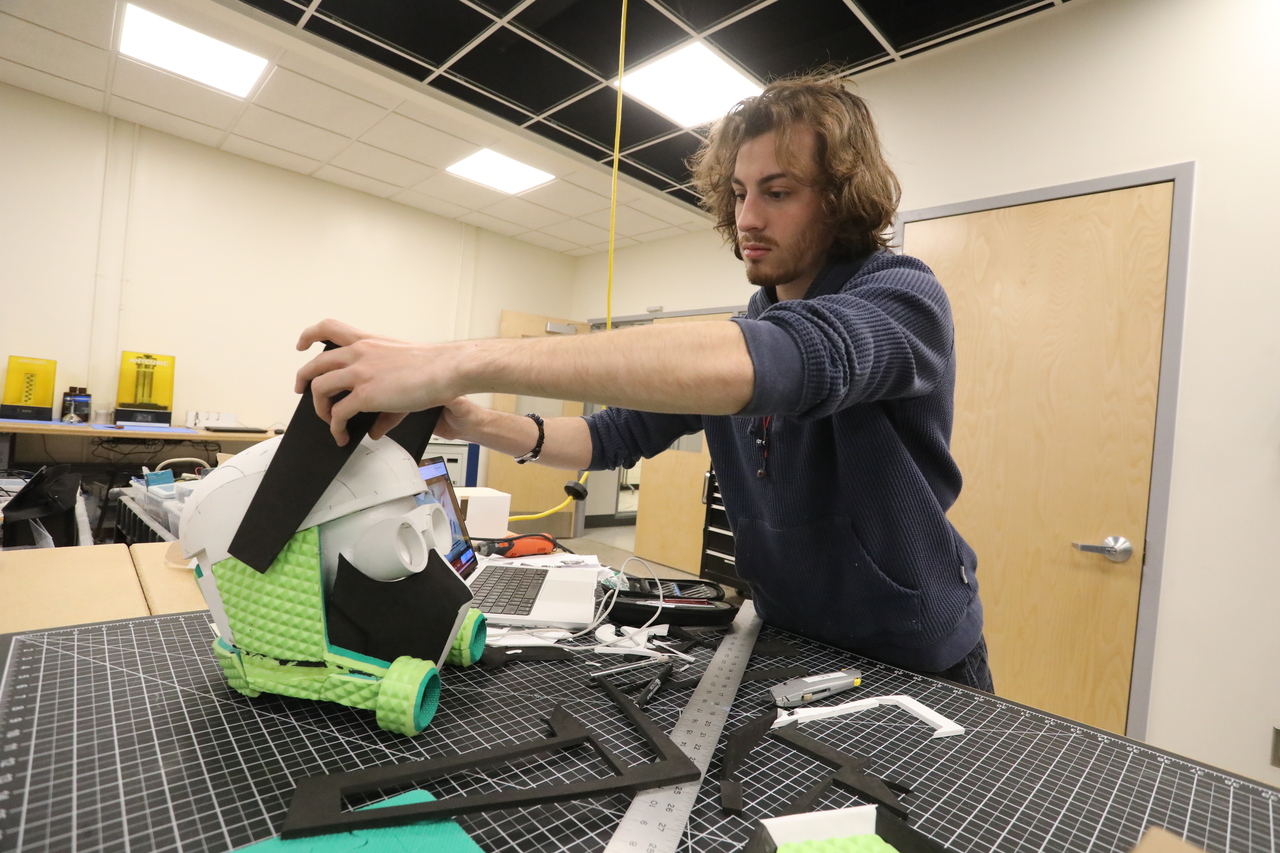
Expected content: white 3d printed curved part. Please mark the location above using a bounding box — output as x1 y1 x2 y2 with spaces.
771 694 964 738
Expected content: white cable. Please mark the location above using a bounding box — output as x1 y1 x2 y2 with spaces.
594 556 665 648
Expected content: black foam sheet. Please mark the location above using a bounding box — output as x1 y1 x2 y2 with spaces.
326 551 473 665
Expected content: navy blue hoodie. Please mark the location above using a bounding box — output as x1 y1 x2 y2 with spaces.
585 251 982 671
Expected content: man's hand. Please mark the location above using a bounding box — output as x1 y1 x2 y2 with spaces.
434 397 485 443
295 319 459 446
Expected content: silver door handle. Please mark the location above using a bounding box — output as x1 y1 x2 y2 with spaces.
1072 536 1132 563
702 471 711 505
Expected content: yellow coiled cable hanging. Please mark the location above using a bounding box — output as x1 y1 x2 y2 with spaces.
507 0 628 523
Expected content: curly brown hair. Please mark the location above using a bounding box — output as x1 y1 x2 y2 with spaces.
689 75 900 258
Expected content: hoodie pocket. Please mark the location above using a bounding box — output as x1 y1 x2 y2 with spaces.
734 515 924 646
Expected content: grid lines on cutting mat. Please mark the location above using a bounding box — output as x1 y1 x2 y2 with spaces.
0 613 1277 852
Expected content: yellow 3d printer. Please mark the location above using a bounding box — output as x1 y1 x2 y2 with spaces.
2 356 57 421
115 351 175 426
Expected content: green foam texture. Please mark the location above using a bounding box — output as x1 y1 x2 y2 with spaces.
212 527 327 662
778 835 899 853
446 609 486 667
238 789 482 852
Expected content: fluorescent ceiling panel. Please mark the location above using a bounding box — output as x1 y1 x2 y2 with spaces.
120 4 268 98
446 149 554 195
619 43 761 128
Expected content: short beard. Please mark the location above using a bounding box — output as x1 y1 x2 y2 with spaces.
741 229 832 289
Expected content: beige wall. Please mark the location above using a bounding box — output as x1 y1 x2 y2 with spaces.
0 81 573 431
570 229 748 322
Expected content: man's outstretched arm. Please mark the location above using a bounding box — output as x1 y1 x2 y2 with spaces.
295 318 754 446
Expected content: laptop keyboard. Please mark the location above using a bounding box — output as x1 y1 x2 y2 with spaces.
471 566 548 616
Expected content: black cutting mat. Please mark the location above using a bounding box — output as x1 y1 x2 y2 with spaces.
0 614 1276 853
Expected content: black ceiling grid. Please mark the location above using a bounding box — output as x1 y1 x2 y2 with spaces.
235 0 1071 209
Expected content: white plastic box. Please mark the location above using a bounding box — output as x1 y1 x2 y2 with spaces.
454 487 510 539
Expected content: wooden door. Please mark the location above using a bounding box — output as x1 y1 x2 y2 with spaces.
632 314 731 573
486 310 589 536
903 183 1172 733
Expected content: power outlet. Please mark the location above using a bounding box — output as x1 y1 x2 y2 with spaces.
1272 727 1280 769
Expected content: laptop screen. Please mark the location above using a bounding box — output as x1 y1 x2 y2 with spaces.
418 457 480 581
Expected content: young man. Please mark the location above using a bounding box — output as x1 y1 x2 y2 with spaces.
295 77 992 692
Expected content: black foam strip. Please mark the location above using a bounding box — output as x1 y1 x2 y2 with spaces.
326 552 473 665
385 407 443 463
228 384 377 572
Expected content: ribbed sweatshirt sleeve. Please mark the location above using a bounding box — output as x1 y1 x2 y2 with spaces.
584 408 705 471
743 253 954 420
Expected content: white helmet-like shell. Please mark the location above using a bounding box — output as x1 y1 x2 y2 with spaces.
179 434 429 569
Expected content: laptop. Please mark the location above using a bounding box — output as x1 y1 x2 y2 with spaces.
418 457 597 629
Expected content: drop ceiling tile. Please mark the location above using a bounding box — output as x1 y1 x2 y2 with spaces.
232 105 350 161
222 134 321 175
708 0 885 80
519 181 612 217
546 87 679 151
236 0 307 27
313 164 400 197
857 0 1042 50
111 59 244 129
632 225 690 243
515 231 578 253
525 121 609 161
667 186 704 208
426 73 530 125
681 221 709 232
413 171 509 209
588 236 638 251
393 100 502 147
330 141 434 187
447 27 599 114
457 211 526 237
253 66 387 138
277 50 402 110
481 197 569 230
302 14 432 81
0 58 103 112
107 97 225 147
2 0 115 50
582 205 668 236
311 0 493 67
392 189 470 219
652 0 760 30
613 158 676 192
0 13 109 89
512 1 686 78
625 193 706 226
539 218 611 246
566 246 596 257
561 169 643 202
625 132 702 183
360 112 477 168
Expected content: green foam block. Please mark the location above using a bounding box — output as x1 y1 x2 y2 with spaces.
240 789 482 853
778 835 900 853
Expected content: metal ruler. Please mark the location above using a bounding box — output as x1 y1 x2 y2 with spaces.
605 600 762 853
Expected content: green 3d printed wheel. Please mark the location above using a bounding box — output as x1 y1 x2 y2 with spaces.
446 608 487 667
375 656 441 736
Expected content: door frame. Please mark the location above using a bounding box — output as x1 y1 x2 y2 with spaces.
893 162 1195 740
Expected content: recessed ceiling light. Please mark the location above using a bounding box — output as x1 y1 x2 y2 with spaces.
618 43 761 128
120 4 268 98
446 149 554 195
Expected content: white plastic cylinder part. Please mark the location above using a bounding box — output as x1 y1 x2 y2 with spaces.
348 502 450 582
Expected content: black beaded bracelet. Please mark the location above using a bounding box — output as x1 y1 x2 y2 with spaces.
514 412 545 464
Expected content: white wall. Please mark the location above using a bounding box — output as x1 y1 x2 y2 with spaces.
570 229 749 322
591 0 1280 784
0 82 575 432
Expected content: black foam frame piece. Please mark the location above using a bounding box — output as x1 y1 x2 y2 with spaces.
384 407 443 463
279 675 701 838
325 552 473 665
770 723 913 821
720 706 779 814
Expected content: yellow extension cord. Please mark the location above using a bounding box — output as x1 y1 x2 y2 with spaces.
507 0 628 524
